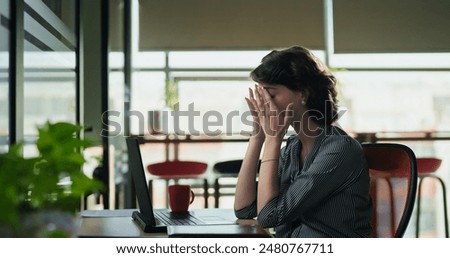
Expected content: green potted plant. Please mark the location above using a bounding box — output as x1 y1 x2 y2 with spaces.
0 121 104 237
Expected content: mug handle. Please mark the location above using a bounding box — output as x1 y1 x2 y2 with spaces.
189 190 195 204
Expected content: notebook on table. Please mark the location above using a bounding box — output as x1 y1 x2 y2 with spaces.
126 137 237 233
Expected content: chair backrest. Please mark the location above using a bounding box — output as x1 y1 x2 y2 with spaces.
362 143 417 238
212 160 243 174
147 160 208 178
212 159 261 175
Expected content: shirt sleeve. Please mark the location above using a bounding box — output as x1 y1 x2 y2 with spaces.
257 135 366 228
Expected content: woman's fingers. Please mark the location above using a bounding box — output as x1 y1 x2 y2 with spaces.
248 88 261 116
249 87 255 101
251 85 291 137
257 85 277 118
245 97 257 117
259 85 271 103
254 87 265 116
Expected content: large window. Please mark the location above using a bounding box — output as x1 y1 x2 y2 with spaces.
22 0 77 156
177 79 250 136
335 71 450 132
331 53 450 238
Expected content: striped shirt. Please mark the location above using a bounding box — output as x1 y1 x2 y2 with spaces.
235 125 373 237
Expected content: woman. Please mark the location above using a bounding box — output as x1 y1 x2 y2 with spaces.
234 46 373 237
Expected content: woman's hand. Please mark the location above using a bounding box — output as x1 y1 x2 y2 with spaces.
245 87 265 141
254 85 293 140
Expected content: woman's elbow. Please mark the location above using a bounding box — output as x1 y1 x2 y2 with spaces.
257 214 276 228
234 208 257 219
235 212 252 220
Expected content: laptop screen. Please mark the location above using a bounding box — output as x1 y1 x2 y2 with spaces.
126 137 156 224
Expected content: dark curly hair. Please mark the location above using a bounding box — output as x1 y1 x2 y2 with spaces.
250 46 338 126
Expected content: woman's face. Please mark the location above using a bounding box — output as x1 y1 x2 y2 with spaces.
259 83 305 120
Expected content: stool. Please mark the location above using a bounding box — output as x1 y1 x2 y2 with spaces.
415 158 449 237
147 160 209 208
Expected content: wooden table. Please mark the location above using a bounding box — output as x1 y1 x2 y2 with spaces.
77 209 271 238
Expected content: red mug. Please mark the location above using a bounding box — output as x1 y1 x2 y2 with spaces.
168 185 195 213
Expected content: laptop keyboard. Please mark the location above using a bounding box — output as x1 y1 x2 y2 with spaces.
155 211 203 225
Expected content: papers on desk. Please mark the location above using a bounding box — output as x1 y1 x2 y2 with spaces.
80 209 138 217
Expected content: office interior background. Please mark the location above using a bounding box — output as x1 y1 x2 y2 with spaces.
1 0 450 237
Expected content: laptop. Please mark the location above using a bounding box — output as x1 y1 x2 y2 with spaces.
126 137 237 233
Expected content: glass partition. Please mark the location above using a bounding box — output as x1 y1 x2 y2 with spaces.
0 0 9 153
22 0 77 156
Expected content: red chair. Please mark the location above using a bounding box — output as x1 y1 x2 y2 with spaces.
147 160 209 208
363 143 418 237
415 158 448 237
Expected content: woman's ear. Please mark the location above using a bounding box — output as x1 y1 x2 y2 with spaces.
301 89 310 103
